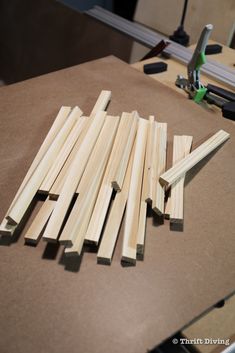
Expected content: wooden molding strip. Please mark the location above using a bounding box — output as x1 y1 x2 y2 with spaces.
145 116 155 204
6 106 82 225
39 116 86 193
42 111 106 242
90 90 111 116
97 140 135 264
0 218 17 237
59 115 120 246
121 118 148 265
24 198 55 244
160 129 230 188
84 112 138 245
152 122 167 216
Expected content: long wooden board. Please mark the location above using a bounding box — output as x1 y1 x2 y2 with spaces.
90 90 111 116
145 116 155 204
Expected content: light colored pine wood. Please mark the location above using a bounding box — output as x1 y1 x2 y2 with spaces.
146 116 155 203
160 129 230 187
97 141 135 264
24 198 55 244
121 118 148 264
42 111 106 242
39 116 86 193
49 116 91 199
0 218 17 236
152 122 167 216
170 135 193 224
59 115 120 246
137 118 153 256
84 112 138 245
90 90 111 116
111 111 138 191
2 106 71 227
6 106 82 225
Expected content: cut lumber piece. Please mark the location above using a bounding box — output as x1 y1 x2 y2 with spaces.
97 140 135 264
39 116 86 193
84 111 138 245
164 195 171 219
90 90 111 116
146 115 155 203
24 198 55 244
59 115 120 246
42 110 106 242
0 218 17 237
152 122 167 216
137 117 152 257
49 116 91 199
121 118 148 265
160 129 230 188
111 111 138 191
6 106 82 225
170 135 193 224
2 106 71 224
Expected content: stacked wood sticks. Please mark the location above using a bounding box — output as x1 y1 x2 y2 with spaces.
0 91 230 265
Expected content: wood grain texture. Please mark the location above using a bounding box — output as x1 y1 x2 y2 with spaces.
59 115 120 247
97 140 135 264
6 106 82 225
121 118 148 264
160 130 230 187
42 110 106 242
145 115 155 203
24 198 55 244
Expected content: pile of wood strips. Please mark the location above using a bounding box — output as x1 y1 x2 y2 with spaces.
0 91 230 265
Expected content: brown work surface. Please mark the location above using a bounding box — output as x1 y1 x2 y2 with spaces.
0 56 234 353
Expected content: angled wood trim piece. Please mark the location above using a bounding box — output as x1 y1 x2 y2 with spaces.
152 122 167 216
146 115 155 204
170 135 193 224
42 111 106 242
97 140 135 264
6 106 82 225
121 118 148 265
90 90 111 116
24 198 55 244
160 129 230 187
2 106 71 225
39 117 86 194
0 218 17 237
59 115 120 246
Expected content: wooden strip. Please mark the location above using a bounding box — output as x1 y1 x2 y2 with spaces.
0 219 17 237
97 140 135 264
121 118 148 265
137 118 152 256
90 90 111 116
111 111 138 191
84 112 138 245
152 122 167 216
42 111 106 242
146 116 155 203
6 106 82 225
170 135 193 224
39 116 86 193
24 198 55 244
160 129 230 187
59 115 120 246
49 116 91 199
1 106 71 227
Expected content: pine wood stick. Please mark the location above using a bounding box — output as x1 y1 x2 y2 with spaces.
6 106 82 225
146 116 155 203
0 219 17 236
97 141 135 264
170 135 193 224
84 112 138 245
90 90 111 116
59 115 120 246
152 122 167 216
42 111 106 242
121 118 148 265
160 129 230 188
24 198 55 244
39 116 86 193
2 106 71 226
